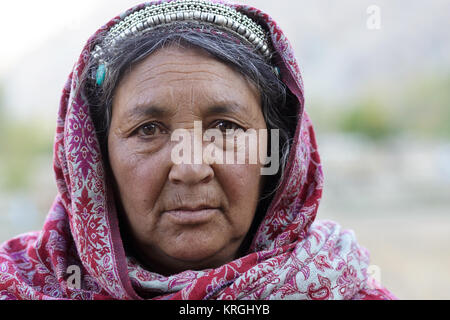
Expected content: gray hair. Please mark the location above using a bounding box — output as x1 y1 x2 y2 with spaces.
81 24 298 239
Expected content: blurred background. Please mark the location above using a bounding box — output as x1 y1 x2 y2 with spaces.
0 0 449 299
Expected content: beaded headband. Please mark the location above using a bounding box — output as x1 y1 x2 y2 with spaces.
92 0 275 86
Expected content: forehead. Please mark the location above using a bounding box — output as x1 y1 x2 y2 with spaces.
113 46 261 116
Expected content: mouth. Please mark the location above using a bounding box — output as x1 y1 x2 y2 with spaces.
164 205 222 225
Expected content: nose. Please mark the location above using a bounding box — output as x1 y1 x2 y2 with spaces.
168 163 214 185
169 122 215 185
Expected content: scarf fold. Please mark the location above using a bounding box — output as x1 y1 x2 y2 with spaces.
0 0 395 300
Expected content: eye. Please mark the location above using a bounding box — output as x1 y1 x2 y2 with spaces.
212 120 242 134
136 122 168 137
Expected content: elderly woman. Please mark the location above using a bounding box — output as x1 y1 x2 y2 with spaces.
0 0 394 300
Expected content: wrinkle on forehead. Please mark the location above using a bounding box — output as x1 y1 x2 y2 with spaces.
112 46 262 125
122 46 226 83
119 45 256 92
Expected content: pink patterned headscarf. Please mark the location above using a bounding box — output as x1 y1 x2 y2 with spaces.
0 0 395 300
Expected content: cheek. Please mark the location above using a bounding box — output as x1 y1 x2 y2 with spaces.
108 137 169 214
216 163 263 231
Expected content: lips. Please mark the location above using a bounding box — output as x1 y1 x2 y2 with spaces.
171 205 217 212
164 205 221 225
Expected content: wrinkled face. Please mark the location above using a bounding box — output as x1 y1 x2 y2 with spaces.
108 46 267 274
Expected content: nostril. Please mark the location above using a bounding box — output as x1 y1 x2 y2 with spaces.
168 163 214 185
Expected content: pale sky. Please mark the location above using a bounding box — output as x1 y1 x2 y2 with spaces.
0 0 103 73
0 0 250 74
0 0 258 75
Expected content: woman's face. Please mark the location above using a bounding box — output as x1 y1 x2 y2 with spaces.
108 46 267 274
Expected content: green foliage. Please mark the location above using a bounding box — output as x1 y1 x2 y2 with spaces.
0 104 53 191
398 75 450 138
309 73 450 141
337 98 397 140
0 79 53 191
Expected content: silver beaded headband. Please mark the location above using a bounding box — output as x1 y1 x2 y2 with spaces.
92 0 275 86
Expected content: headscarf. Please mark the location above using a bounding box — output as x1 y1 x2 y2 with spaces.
0 0 395 300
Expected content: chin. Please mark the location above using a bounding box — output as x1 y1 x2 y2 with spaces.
162 234 235 268
167 240 224 263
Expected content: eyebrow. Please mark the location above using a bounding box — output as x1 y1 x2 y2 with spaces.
202 103 248 117
124 104 173 120
124 101 249 121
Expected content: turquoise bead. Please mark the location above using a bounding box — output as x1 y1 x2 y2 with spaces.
96 64 106 86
